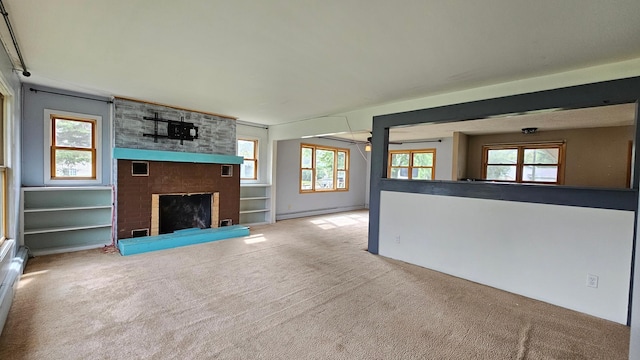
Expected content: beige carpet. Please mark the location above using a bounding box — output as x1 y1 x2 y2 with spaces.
0 210 629 359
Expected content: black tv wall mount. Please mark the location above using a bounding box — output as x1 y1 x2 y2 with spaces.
142 112 199 145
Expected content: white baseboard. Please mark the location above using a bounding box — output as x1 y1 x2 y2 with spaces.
276 205 365 221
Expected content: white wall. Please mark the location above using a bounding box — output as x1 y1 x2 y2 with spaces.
379 191 634 324
237 123 270 184
275 138 367 219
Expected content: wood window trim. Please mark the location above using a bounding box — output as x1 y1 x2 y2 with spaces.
0 167 5 245
481 142 566 184
238 139 258 180
50 115 97 180
300 143 350 193
387 149 437 180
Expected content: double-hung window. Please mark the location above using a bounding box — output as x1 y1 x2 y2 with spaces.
483 142 565 184
51 117 96 179
45 109 102 184
388 149 436 180
300 144 349 192
237 139 258 180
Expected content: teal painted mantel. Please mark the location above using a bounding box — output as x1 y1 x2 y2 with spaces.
113 147 244 164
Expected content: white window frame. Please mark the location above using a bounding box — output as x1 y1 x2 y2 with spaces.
44 109 102 185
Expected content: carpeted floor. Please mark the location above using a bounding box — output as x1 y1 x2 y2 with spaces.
0 210 630 359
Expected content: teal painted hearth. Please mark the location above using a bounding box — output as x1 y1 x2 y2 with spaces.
118 225 250 256
113 147 244 164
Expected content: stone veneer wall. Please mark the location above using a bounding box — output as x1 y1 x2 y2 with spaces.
117 160 240 239
113 98 236 154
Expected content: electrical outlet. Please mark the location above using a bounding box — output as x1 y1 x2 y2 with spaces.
394 235 400 244
587 274 599 288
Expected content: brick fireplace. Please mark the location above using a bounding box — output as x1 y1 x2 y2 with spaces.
116 160 239 240
113 98 242 242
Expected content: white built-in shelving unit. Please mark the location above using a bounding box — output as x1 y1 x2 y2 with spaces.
21 186 113 256
239 184 271 226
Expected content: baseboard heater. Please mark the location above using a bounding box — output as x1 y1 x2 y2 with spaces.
0 244 28 336
276 205 365 221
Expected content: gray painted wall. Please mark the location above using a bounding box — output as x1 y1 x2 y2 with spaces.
22 85 111 186
276 138 366 219
114 99 236 155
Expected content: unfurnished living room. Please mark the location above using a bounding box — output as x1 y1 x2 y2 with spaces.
0 1 640 359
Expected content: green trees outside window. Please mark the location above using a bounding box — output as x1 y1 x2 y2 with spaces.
51 117 96 179
388 149 436 180
300 144 349 192
483 143 563 184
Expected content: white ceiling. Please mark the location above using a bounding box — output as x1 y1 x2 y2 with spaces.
329 103 637 143
4 1 640 125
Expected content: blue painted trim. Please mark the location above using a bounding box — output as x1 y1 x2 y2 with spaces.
380 179 638 211
113 147 244 165
118 225 250 256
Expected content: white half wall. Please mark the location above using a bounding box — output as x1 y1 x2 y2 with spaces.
276 138 367 219
379 191 634 324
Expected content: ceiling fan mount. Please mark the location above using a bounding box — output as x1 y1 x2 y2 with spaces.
367 132 402 145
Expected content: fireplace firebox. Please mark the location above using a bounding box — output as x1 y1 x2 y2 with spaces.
150 192 220 236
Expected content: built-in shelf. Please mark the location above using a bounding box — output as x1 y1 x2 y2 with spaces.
239 184 271 226
21 186 114 255
24 223 112 235
24 205 112 213
239 209 269 214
